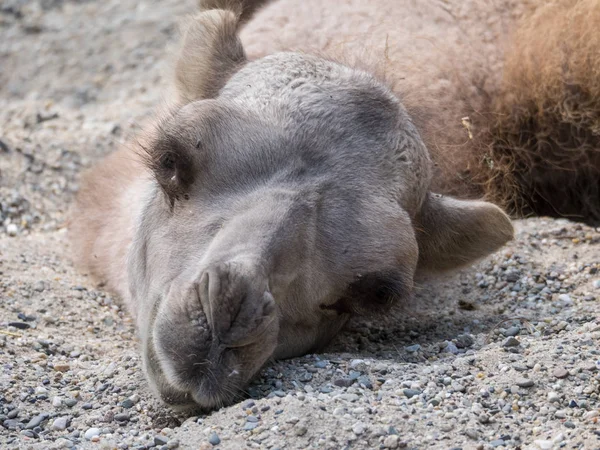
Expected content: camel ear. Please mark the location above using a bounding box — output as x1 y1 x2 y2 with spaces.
416 194 514 272
175 9 246 102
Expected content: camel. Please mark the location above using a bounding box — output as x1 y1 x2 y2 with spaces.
69 0 599 409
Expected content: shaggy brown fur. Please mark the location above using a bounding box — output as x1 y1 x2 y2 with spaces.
472 0 600 223
241 0 600 224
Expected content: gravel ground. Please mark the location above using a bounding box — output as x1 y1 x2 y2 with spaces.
1 1 600 449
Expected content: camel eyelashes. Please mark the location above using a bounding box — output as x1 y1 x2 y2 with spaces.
144 136 196 204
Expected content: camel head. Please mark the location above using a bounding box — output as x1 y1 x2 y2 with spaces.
128 8 513 409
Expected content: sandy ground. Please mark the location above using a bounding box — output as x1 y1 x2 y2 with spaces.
1 1 599 449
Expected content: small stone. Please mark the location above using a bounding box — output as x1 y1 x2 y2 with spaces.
593 280 600 289
554 410 566 419
465 428 479 440
3 419 20 430
534 440 553 450
52 416 69 431
294 426 308 436
516 378 534 388
35 386 48 395
64 398 77 407
405 344 421 353
479 413 490 424
547 392 560 403
563 421 576 429
7 409 19 419
443 342 460 354
349 359 367 372
451 381 466 393
121 399 135 409
553 367 569 379
154 435 169 446
54 363 71 373
243 422 258 431
403 389 422 398
314 360 328 369
52 396 62 407
334 377 354 388
114 412 129 422
503 337 520 347
208 432 220 446
503 326 520 337
490 439 505 447
339 393 359 402
84 427 101 440
383 435 400 449
54 438 74 448
333 407 345 416
558 294 572 305
352 422 365 435
6 223 18 236
455 334 474 348
167 440 180 449
357 376 373 389
8 321 30 330
25 413 49 429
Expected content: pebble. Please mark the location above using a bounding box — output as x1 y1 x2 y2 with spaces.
54 363 71 373
503 326 520 337
51 416 69 431
403 389 422 398
52 396 62 407
154 435 168 446
121 399 135 409
8 321 30 330
455 334 474 348
208 432 220 445
54 438 74 448
534 440 553 450
553 367 569 379
243 422 258 431
64 398 77 407
465 428 479 440
294 426 308 436
114 412 130 422
503 337 520 347
352 422 365 435
443 341 460 354
383 435 400 449
6 223 18 236
349 359 367 372
516 378 534 388
334 377 354 388
84 427 101 440
547 392 560 403
405 344 421 353
25 412 49 429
